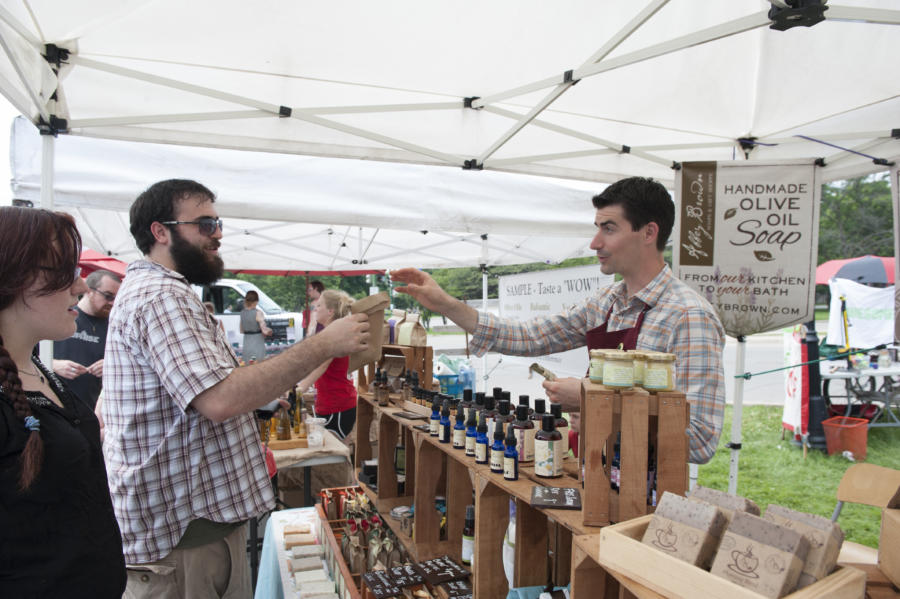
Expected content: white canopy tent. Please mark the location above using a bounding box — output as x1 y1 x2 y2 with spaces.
9 117 598 270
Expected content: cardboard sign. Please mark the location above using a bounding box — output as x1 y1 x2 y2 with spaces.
361 570 401 598
531 486 582 510
674 160 821 337
414 555 470 584
389 564 424 588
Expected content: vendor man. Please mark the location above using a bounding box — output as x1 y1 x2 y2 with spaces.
103 179 369 598
392 176 725 464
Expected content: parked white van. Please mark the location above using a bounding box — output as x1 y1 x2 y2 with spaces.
192 278 304 356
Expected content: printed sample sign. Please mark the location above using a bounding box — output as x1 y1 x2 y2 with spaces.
531 485 582 510
499 264 614 377
362 570 401 598
674 160 821 336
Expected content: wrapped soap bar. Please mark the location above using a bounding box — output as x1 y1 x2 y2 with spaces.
641 491 727 570
688 485 760 524
297 580 337 598
292 544 324 558
284 532 317 549
763 504 843 588
293 568 329 586
289 556 324 572
284 522 312 535
710 511 810 598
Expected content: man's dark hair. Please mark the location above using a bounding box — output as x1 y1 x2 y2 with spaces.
592 177 674 252
130 179 216 254
85 269 121 288
309 280 325 294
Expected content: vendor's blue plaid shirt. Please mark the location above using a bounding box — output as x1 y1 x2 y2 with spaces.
103 260 274 563
470 265 725 464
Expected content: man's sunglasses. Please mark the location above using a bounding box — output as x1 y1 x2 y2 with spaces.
161 217 223 236
90 288 117 302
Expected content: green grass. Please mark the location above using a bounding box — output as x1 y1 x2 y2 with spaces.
696 404 900 547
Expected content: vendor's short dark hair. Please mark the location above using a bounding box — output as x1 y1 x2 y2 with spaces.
130 179 216 254
592 177 674 251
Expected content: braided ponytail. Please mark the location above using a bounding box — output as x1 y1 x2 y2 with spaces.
0 336 43 491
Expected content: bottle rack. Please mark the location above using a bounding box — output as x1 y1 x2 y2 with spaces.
355 391 595 598
356 344 434 394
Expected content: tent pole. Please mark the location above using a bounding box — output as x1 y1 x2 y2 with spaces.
38 132 56 367
728 335 746 495
480 235 489 395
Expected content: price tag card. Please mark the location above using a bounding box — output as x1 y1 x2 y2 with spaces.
388 564 424 588
362 570 401 599
439 578 473 598
530 485 582 510
413 555 470 585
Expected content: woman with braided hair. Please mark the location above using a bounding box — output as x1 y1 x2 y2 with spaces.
297 289 358 439
0 207 125 598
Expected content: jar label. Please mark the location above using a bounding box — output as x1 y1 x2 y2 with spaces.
644 366 672 390
603 362 633 387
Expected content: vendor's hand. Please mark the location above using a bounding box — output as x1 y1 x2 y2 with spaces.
542 377 582 413
52 359 89 380
390 268 454 313
320 313 370 357
87 358 104 378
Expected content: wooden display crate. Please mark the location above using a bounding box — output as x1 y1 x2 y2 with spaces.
357 344 434 394
580 381 689 526
315 503 363 599
574 514 866 599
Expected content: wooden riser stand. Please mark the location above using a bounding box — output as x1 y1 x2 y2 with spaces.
356 344 434 395
580 380 689 527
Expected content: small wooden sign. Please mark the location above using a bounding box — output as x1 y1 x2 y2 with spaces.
439 578 473 598
414 555 470 585
530 486 582 510
388 564 424 588
362 570 402 598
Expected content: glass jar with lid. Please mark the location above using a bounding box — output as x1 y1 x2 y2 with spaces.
602 350 634 388
631 351 647 386
588 349 604 383
643 352 676 391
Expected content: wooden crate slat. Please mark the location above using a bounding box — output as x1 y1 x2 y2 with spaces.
619 388 650 523
655 392 689 502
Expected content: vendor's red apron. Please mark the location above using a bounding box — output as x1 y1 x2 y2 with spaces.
586 303 649 354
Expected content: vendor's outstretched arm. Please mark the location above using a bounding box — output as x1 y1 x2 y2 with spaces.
391 268 479 333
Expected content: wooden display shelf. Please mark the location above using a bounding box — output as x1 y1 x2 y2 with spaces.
580 382 689 527
315 504 363 599
356 344 434 394
570 515 867 599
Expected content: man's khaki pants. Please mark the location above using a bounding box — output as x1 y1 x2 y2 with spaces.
124 523 250 599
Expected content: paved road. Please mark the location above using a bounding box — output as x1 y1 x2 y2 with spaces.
426 326 827 407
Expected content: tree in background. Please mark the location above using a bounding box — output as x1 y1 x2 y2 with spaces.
818 173 893 262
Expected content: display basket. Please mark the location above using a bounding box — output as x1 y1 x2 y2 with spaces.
822 415 868 460
435 373 463 398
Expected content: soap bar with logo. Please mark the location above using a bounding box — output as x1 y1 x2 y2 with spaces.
710 511 810 598
688 485 760 524
763 504 843 588
640 491 727 570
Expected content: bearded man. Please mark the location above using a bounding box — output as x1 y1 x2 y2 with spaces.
102 179 369 598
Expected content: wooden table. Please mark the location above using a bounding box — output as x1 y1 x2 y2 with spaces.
821 362 900 427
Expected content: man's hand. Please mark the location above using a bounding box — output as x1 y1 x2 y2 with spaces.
87 359 104 378
319 313 370 357
542 377 582 412
52 359 89 380
390 268 479 333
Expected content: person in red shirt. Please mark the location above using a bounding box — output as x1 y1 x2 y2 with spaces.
297 289 357 438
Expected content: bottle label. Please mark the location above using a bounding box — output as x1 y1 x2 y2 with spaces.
558 425 569 458
465 435 476 456
453 428 466 448
440 424 450 443
463 407 471 423
535 439 561 477
430 419 439 436
475 443 487 463
461 535 474 565
486 417 495 440
503 455 517 480
514 429 534 463
490 448 504 472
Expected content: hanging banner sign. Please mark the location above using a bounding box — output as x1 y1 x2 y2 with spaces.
673 160 821 337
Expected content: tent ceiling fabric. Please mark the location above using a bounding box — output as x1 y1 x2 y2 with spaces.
9 117 597 270
1 0 898 190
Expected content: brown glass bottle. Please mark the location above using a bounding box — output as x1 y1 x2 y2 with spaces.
534 414 562 478
511 404 534 463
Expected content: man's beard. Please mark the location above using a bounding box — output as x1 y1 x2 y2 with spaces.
170 228 224 285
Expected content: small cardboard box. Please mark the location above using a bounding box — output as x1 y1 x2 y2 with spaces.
689 485 760 524
710 511 809 598
880 507 900 587
763 504 843 588
641 491 727 570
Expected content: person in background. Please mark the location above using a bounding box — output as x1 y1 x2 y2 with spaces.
392 177 725 464
304 280 325 337
0 207 125 598
52 268 121 409
103 179 368 599
239 290 272 363
297 289 358 439
202 300 226 336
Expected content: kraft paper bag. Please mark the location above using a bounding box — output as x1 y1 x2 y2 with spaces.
396 312 427 346
347 292 390 373
384 309 406 345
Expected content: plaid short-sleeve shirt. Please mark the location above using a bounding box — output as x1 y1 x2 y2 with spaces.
470 265 725 464
103 260 273 564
